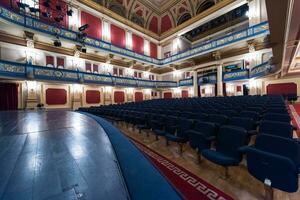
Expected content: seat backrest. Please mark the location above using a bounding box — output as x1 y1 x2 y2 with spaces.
191 113 208 121
229 117 254 131
246 148 298 193
255 134 300 165
216 126 247 160
194 121 216 137
263 113 291 123
239 111 260 121
207 114 228 126
259 120 293 138
177 118 194 137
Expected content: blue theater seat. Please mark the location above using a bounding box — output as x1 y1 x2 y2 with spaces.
262 113 291 123
207 114 228 127
201 126 247 167
229 117 257 136
165 118 193 153
187 121 217 151
259 120 293 138
243 134 300 193
239 111 260 122
153 115 176 140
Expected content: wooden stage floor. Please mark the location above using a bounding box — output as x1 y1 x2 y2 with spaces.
0 111 128 200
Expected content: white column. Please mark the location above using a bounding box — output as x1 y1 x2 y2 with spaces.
247 0 267 26
157 45 162 59
102 20 111 43
193 71 198 97
217 64 223 96
144 39 150 56
126 31 132 50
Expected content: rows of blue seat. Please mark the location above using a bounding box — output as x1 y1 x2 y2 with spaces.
79 95 300 193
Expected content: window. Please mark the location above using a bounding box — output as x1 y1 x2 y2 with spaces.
138 72 142 78
57 57 64 68
93 64 99 73
134 71 138 78
85 63 92 72
113 67 118 76
149 74 155 80
46 56 54 67
119 68 123 76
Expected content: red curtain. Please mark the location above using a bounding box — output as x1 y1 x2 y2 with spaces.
0 83 18 110
163 92 172 99
150 42 158 58
114 91 125 103
113 68 118 75
57 57 64 68
86 90 100 104
111 24 126 48
181 90 188 98
46 88 67 105
267 83 297 95
132 34 144 54
236 86 242 92
135 92 143 102
81 11 102 39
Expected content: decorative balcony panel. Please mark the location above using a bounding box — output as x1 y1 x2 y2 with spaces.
0 60 178 88
250 62 275 78
0 6 269 66
179 77 193 86
223 69 249 82
0 60 26 78
198 73 217 84
33 66 79 82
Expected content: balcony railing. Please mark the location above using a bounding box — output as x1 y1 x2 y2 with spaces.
0 5 269 66
0 60 177 88
179 77 193 86
223 69 249 82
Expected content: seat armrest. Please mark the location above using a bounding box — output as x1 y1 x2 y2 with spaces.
238 145 254 154
247 130 258 135
292 126 297 131
205 136 216 141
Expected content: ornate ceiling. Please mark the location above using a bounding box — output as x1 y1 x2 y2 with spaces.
92 0 218 34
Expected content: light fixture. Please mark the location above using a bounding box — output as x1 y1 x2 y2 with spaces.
67 9 73 16
78 24 89 32
53 40 61 47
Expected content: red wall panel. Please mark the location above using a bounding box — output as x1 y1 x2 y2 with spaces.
149 16 158 34
236 86 242 92
181 90 188 98
57 57 64 68
86 90 100 104
114 91 125 103
135 92 143 102
161 15 172 33
163 92 172 99
81 11 102 39
46 56 54 66
111 24 126 48
46 88 67 105
267 83 297 95
150 42 158 59
132 34 144 54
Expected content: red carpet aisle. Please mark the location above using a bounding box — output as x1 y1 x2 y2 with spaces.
289 104 300 138
128 136 234 200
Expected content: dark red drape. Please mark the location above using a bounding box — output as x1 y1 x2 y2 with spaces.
81 11 102 39
132 34 144 54
267 83 297 95
86 90 100 104
93 64 98 72
114 91 125 103
150 42 158 59
223 83 226 97
0 83 18 110
46 56 54 66
57 57 64 68
135 92 143 102
85 63 91 71
163 92 172 99
181 90 188 98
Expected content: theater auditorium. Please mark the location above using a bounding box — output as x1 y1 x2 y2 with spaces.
0 0 299 199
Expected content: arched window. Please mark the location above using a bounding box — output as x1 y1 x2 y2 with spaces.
177 13 192 26
196 0 215 14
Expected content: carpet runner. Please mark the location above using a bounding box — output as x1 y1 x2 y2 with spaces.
128 136 234 200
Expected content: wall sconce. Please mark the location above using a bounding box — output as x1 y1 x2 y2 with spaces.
105 86 112 93
26 81 37 92
72 84 82 94
126 88 134 94
144 89 151 95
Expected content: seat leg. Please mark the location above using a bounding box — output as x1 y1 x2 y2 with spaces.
197 153 202 164
220 167 229 180
155 135 159 141
146 130 150 137
264 185 273 200
138 129 142 134
179 143 183 155
166 139 169 146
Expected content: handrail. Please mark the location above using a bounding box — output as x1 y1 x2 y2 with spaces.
0 5 269 66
